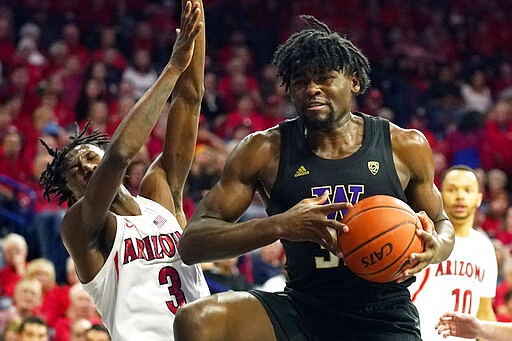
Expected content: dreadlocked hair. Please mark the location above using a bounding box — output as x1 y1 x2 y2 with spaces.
39 120 110 206
272 15 371 94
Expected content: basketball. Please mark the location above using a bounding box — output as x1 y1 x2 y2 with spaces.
338 195 424 283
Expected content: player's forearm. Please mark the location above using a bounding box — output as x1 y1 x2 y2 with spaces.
479 321 512 341
179 215 280 264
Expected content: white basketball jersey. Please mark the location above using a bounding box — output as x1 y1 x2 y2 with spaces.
83 196 210 341
408 229 497 341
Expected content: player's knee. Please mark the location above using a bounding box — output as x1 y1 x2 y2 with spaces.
174 298 222 341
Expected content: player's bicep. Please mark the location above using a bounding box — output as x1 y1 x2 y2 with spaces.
397 128 442 219
193 133 269 223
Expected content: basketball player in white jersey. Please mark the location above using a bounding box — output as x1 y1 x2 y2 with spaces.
38 2 209 340
409 165 497 341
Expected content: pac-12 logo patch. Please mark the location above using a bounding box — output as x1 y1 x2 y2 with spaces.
368 161 379 175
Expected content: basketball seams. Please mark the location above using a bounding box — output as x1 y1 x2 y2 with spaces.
342 221 418 258
342 205 416 226
351 227 417 278
337 195 423 282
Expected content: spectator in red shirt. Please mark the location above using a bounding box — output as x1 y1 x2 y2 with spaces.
0 233 28 298
26 258 68 329
496 207 512 253
215 94 268 139
53 283 101 341
0 127 32 185
0 278 43 332
480 101 512 174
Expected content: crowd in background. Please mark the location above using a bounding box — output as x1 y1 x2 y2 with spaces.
2 0 512 339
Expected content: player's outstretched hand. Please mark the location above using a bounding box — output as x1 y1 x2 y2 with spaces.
170 1 203 72
435 312 480 339
274 191 351 256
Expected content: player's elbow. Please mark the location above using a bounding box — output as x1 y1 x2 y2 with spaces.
173 83 204 104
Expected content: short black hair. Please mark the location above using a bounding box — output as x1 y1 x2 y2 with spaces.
272 15 371 93
441 165 479 187
86 323 111 340
18 316 48 333
39 121 110 206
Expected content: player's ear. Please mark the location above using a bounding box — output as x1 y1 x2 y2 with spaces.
476 192 483 208
351 73 360 94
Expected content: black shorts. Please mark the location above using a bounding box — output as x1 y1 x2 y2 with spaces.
249 289 421 341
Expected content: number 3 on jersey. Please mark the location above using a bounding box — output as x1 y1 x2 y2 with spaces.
159 266 186 314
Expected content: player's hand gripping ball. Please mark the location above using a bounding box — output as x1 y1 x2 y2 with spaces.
338 195 424 283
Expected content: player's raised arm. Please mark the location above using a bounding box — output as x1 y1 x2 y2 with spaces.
141 0 205 226
40 2 203 283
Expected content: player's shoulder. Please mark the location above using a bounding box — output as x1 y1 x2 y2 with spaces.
234 124 281 156
389 122 429 148
470 228 495 245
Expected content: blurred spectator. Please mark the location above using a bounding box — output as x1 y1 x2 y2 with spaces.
492 61 512 98
0 13 15 73
495 262 512 313
480 100 512 174
74 79 106 125
123 160 148 196
87 100 111 135
218 56 262 112
0 233 28 298
202 257 253 294
496 207 512 253
53 284 101 341
187 145 226 203
17 316 49 341
70 318 92 341
26 258 67 329
61 23 89 68
492 238 512 285
2 317 21 341
0 127 32 185
359 88 385 117
460 68 493 115
121 49 157 99
85 323 111 341
215 94 268 139
496 289 512 322
425 62 464 134
444 110 484 168
0 278 43 331
92 27 127 74
201 71 226 127
250 241 285 287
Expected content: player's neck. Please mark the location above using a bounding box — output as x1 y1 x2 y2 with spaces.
453 219 475 238
110 188 141 216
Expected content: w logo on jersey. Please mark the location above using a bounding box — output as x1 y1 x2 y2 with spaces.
312 185 365 220
153 215 167 228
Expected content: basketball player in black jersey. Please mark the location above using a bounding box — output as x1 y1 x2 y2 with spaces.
175 15 455 341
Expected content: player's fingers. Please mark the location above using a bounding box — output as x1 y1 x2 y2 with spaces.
324 219 349 234
321 202 352 215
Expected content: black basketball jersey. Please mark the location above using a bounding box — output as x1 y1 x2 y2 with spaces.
267 112 414 306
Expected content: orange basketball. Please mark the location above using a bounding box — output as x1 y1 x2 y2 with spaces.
338 195 424 283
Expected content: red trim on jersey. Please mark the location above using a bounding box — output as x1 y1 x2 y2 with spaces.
411 267 430 302
114 252 119 283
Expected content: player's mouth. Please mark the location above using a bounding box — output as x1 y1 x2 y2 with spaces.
305 101 327 111
452 205 467 213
